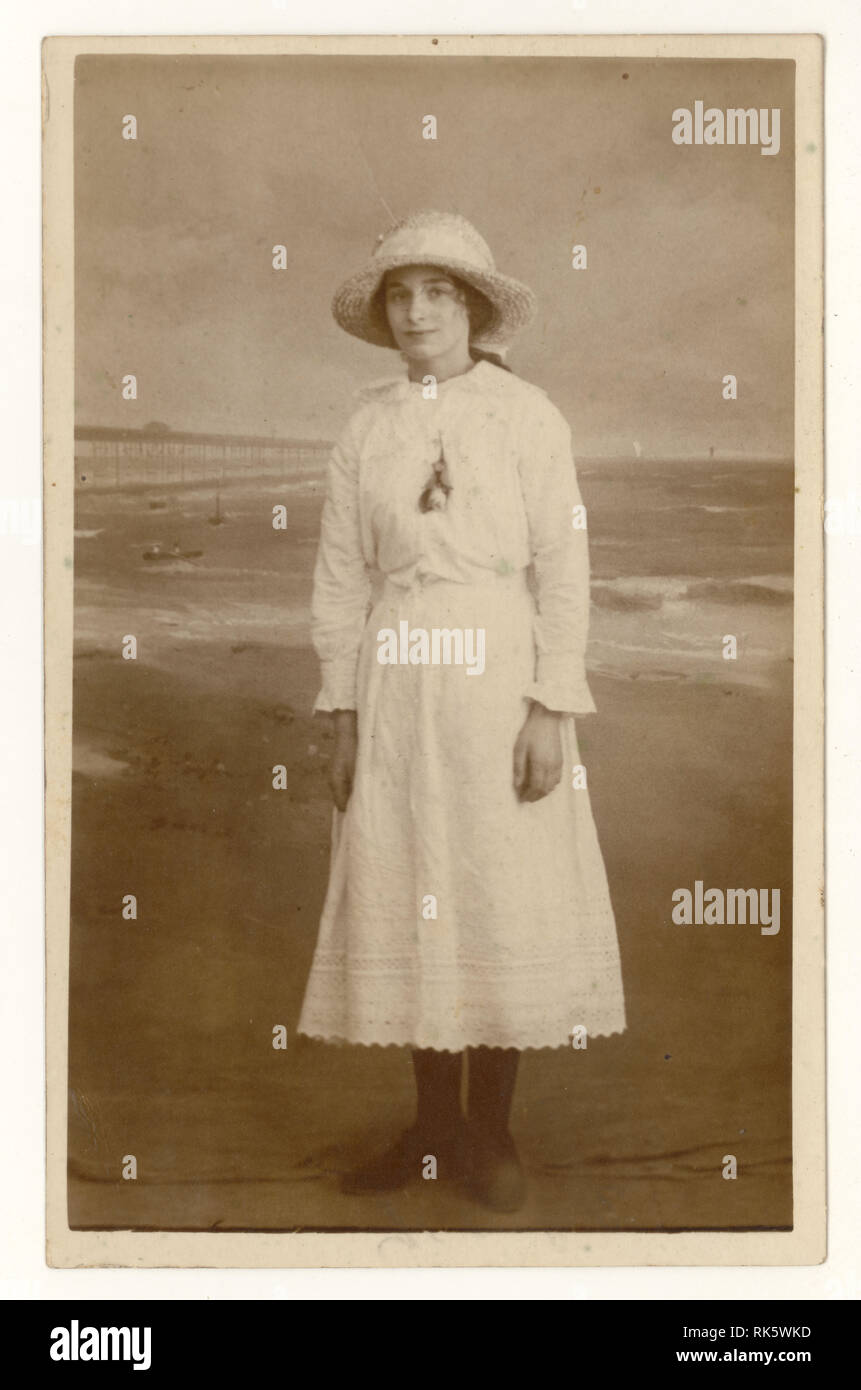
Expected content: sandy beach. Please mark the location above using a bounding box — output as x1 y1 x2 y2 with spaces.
67 465 793 1231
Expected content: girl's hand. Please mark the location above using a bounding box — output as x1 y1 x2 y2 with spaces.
330 709 358 812
513 702 564 802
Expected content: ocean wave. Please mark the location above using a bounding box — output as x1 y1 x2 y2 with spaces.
691 576 793 606
591 577 690 612
592 574 792 613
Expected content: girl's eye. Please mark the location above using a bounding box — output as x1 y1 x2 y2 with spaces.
386 283 456 303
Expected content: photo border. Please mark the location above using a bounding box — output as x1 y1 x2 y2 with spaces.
43 31 824 1269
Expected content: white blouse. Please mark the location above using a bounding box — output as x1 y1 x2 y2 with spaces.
310 357 597 717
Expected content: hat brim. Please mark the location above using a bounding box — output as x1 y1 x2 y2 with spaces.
331 254 537 348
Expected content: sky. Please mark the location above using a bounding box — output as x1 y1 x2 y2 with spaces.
75 54 796 459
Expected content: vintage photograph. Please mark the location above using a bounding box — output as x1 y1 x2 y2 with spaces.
44 35 824 1265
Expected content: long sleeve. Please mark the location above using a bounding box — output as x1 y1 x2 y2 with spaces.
310 415 372 713
517 393 598 715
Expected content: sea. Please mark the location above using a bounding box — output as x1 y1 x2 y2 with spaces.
73 455 794 696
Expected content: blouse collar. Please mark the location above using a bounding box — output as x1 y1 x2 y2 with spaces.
353 358 503 405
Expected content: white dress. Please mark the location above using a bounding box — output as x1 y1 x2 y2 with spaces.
297 358 626 1051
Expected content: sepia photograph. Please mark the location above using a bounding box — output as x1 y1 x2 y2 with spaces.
43 33 824 1267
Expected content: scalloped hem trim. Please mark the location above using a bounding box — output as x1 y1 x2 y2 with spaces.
296 1026 627 1052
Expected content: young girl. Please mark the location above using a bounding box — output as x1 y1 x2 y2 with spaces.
298 210 626 1212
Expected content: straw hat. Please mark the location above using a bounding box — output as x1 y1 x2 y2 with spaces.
331 209 537 349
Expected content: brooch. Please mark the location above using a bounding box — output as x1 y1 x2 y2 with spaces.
418 436 452 513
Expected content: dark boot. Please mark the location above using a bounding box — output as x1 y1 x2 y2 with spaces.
465 1046 526 1212
340 1048 466 1195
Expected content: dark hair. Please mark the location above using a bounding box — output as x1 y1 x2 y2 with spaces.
468 345 513 374
373 269 514 374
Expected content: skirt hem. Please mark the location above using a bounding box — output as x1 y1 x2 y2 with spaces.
296 1025 627 1053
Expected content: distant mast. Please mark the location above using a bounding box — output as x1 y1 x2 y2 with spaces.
632 440 642 459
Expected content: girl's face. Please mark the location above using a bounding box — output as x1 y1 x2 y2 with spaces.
382 265 471 363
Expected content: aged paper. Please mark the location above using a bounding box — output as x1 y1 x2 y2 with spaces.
44 33 824 1268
